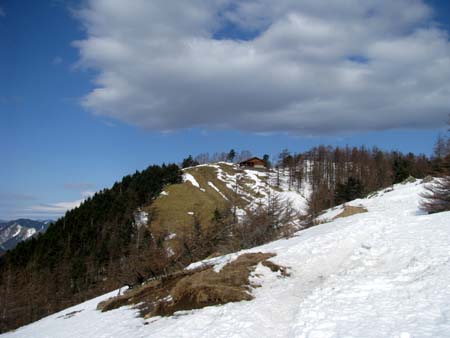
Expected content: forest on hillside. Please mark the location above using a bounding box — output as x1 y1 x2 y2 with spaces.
186 140 449 217
273 145 448 218
0 164 182 332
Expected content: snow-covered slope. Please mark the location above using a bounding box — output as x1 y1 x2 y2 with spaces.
3 180 450 338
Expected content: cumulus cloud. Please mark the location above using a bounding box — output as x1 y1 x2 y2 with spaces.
74 0 450 134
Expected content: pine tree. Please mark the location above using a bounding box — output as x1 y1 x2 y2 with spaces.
263 154 271 168
181 155 199 168
227 149 236 162
334 177 364 205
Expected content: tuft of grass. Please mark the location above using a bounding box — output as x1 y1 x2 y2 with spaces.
423 175 434 183
333 205 368 220
401 176 416 184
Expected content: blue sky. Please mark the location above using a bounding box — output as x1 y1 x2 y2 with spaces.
1 0 449 219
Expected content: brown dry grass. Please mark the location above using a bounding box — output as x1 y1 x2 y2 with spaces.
261 260 290 277
217 162 239 176
333 205 368 220
97 252 289 318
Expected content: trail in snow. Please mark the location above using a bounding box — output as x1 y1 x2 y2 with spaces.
3 180 450 338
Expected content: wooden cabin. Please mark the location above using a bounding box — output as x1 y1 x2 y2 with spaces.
239 157 267 169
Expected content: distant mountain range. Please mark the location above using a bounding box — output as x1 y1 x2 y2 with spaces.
0 219 53 254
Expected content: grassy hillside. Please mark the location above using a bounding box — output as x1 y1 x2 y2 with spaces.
143 162 305 256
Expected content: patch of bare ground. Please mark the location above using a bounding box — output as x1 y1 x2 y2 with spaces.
333 205 368 220
97 252 289 319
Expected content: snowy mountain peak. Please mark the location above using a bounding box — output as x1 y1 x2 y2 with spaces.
0 219 51 254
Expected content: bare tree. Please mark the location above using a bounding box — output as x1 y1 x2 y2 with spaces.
233 194 299 248
236 150 253 162
434 133 448 159
420 176 450 214
194 153 211 164
421 118 450 213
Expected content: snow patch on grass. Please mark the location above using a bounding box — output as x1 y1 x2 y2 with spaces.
207 181 228 200
183 173 200 188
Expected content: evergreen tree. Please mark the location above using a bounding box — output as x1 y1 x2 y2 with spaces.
392 153 413 183
334 177 364 204
181 155 199 168
227 149 236 162
263 154 271 168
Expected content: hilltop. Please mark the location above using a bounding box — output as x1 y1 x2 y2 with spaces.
143 162 308 257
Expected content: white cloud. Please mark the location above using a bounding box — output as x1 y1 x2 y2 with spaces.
28 191 94 217
29 200 84 214
1 190 95 219
81 190 95 198
0 7 5 17
74 0 450 134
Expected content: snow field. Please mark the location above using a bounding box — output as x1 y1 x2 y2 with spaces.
3 180 450 338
